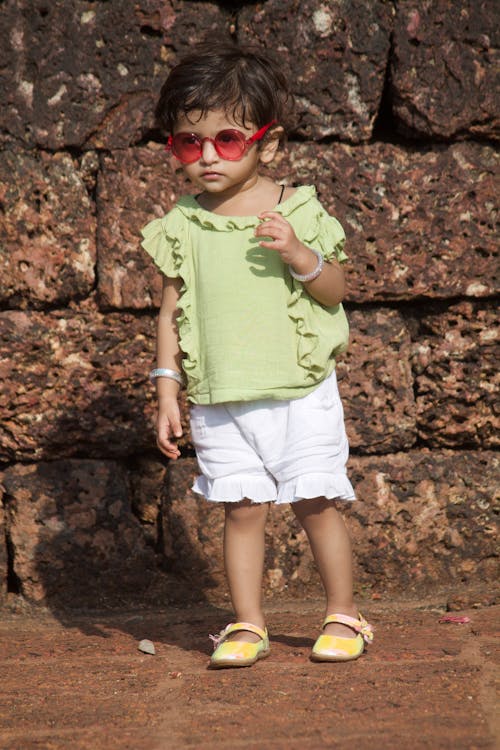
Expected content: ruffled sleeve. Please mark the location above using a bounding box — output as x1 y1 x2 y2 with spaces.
141 207 200 392
285 194 350 381
140 207 186 278
303 202 347 264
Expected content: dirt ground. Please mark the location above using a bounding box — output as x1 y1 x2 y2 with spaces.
1 587 498 750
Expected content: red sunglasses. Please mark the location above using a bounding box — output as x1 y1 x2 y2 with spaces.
166 120 277 164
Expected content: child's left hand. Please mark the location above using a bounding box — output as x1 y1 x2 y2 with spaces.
255 211 310 267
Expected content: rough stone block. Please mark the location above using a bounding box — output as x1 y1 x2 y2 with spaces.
2 460 156 606
161 451 499 597
238 0 394 142
0 147 96 308
97 145 190 309
0 496 8 601
274 141 498 302
4 303 489 463
0 0 229 150
0 306 192 461
163 458 226 591
128 456 168 547
412 302 499 449
0 0 160 149
0 309 157 461
347 451 499 591
339 308 416 454
391 0 499 140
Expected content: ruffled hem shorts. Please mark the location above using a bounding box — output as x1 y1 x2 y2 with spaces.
190 370 356 504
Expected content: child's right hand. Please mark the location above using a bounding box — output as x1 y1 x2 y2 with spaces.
156 397 183 460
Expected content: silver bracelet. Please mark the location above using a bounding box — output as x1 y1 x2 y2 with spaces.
288 248 324 283
149 368 184 386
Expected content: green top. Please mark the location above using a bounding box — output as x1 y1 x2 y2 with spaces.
141 185 349 404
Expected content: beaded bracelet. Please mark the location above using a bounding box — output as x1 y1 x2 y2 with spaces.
149 368 184 386
289 248 324 283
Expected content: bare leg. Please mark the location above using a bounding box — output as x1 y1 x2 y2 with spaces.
223 499 269 642
292 496 358 638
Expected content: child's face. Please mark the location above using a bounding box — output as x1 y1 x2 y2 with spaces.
171 109 278 194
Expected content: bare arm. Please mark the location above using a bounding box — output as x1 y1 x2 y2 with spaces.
255 211 346 307
291 251 345 307
155 275 183 459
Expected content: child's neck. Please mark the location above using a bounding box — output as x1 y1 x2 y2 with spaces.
196 175 282 217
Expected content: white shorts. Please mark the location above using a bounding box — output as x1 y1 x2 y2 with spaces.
190 370 355 504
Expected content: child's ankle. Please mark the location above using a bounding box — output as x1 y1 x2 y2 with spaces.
325 603 357 619
226 617 267 643
233 614 266 630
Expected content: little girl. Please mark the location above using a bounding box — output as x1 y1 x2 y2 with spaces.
141 43 373 668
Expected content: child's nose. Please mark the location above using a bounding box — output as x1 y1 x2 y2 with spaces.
200 138 218 163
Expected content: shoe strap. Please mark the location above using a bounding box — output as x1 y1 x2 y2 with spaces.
209 621 267 649
322 613 374 644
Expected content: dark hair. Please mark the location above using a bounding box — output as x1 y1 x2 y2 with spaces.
155 43 294 134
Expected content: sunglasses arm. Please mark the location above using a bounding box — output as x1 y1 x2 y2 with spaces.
245 120 278 146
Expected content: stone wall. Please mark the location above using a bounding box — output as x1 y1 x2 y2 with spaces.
0 0 498 608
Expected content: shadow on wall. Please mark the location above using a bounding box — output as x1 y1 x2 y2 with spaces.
1 396 232 649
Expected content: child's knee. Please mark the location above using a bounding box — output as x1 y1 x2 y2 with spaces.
225 499 269 524
292 496 338 520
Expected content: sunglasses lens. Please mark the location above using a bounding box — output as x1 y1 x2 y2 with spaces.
214 130 246 160
170 129 249 162
171 133 201 163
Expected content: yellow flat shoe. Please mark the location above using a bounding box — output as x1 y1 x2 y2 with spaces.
311 613 374 663
209 622 270 669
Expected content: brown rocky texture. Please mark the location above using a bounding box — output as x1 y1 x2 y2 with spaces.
0 307 417 461
348 451 499 591
163 457 226 592
0 147 96 309
163 450 499 597
128 456 169 547
0 502 7 602
238 0 394 142
96 145 189 309
274 140 499 302
0 309 157 462
391 0 500 141
3 0 497 150
339 308 416 454
3 301 495 462
0 0 229 150
0 448 497 608
412 301 499 449
98 140 498 310
1 460 157 606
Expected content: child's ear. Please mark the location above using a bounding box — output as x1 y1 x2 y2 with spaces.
169 154 184 174
259 126 284 165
